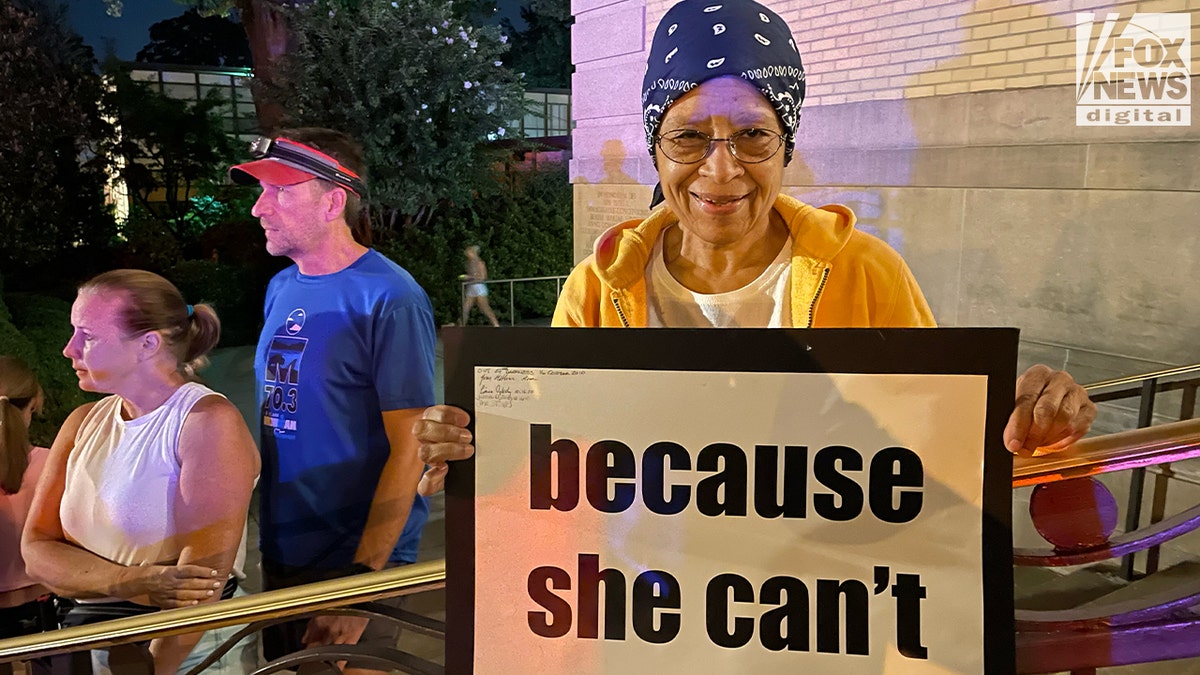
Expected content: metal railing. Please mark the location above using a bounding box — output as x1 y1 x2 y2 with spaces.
1080 363 1200 578
0 561 446 673
460 275 569 326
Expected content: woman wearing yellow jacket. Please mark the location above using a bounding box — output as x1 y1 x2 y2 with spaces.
553 194 934 329
412 0 1095 494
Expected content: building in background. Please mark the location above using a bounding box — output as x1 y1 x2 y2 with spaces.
107 66 573 211
128 62 258 143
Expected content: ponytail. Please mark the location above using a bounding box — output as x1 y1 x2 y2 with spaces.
182 303 221 378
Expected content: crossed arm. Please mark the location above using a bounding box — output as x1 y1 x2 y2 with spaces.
22 397 259 675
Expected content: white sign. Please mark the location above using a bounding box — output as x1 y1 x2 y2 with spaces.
1076 12 1191 126
471 367 991 674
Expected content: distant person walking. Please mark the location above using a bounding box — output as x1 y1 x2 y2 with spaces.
461 245 500 327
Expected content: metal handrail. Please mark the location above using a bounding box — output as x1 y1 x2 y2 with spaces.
1084 363 1200 393
465 275 568 285
5 417 1198 662
1012 418 1200 487
0 560 446 664
460 275 570 326
1020 338 1179 368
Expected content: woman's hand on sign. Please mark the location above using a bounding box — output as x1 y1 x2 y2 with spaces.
415 404 475 496
1004 364 1097 457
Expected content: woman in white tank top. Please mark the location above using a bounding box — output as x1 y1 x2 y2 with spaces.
21 270 259 674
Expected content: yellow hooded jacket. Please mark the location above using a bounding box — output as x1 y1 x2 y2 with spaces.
552 194 936 328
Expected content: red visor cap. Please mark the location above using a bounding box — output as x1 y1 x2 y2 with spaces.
228 137 362 192
229 156 320 187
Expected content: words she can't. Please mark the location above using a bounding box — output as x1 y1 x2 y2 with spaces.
518 424 932 659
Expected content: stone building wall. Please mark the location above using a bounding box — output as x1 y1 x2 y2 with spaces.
570 0 1200 393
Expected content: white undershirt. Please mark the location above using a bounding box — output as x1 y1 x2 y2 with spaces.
646 231 792 328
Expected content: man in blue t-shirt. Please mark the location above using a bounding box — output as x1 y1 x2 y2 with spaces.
229 128 436 669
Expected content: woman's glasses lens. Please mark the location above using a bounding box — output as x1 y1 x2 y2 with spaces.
657 129 782 164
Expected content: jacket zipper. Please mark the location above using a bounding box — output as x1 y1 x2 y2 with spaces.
806 267 831 328
611 295 630 327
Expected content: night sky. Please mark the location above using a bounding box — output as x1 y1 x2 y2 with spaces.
67 0 186 61
67 0 526 63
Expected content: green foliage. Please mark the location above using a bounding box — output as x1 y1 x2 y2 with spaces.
273 0 526 229
111 205 184 273
502 0 572 89
103 64 243 228
0 0 116 273
378 164 573 326
1 293 93 447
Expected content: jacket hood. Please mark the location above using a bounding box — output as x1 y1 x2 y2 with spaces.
589 193 857 290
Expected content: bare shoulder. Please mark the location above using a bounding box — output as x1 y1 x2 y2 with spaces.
179 395 259 470
181 394 253 437
50 401 99 451
186 393 243 422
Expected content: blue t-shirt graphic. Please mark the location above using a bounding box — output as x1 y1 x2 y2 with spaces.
255 249 436 569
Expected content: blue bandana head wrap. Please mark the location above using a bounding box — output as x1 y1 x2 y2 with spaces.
642 0 805 169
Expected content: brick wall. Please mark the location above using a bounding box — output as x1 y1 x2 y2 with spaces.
639 0 1200 104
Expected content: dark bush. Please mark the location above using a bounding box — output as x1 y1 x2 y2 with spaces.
111 206 184 274
165 260 262 347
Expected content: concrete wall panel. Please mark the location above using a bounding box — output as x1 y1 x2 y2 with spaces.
790 186 968 326
572 0 630 14
573 183 656 263
959 188 1200 364
570 118 655 184
1086 141 1200 191
572 1 646 65
964 80 1200 146
571 53 646 122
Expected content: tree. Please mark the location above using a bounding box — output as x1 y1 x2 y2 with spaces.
136 8 252 67
272 0 526 231
502 0 571 88
104 0 294 128
0 0 116 281
103 65 241 232
106 0 514 130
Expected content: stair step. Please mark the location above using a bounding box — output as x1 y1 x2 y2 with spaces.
1014 563 1127 611
1074 559 1200 613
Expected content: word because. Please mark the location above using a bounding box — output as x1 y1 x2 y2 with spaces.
529 424 924 523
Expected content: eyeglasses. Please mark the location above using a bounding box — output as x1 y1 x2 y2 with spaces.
655 128 784 165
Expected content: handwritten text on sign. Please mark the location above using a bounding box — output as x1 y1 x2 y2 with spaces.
473 368 988 674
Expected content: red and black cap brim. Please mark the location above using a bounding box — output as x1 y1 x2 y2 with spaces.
229 137 365 196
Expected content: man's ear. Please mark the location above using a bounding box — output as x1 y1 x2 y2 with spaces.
325 186 348 222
